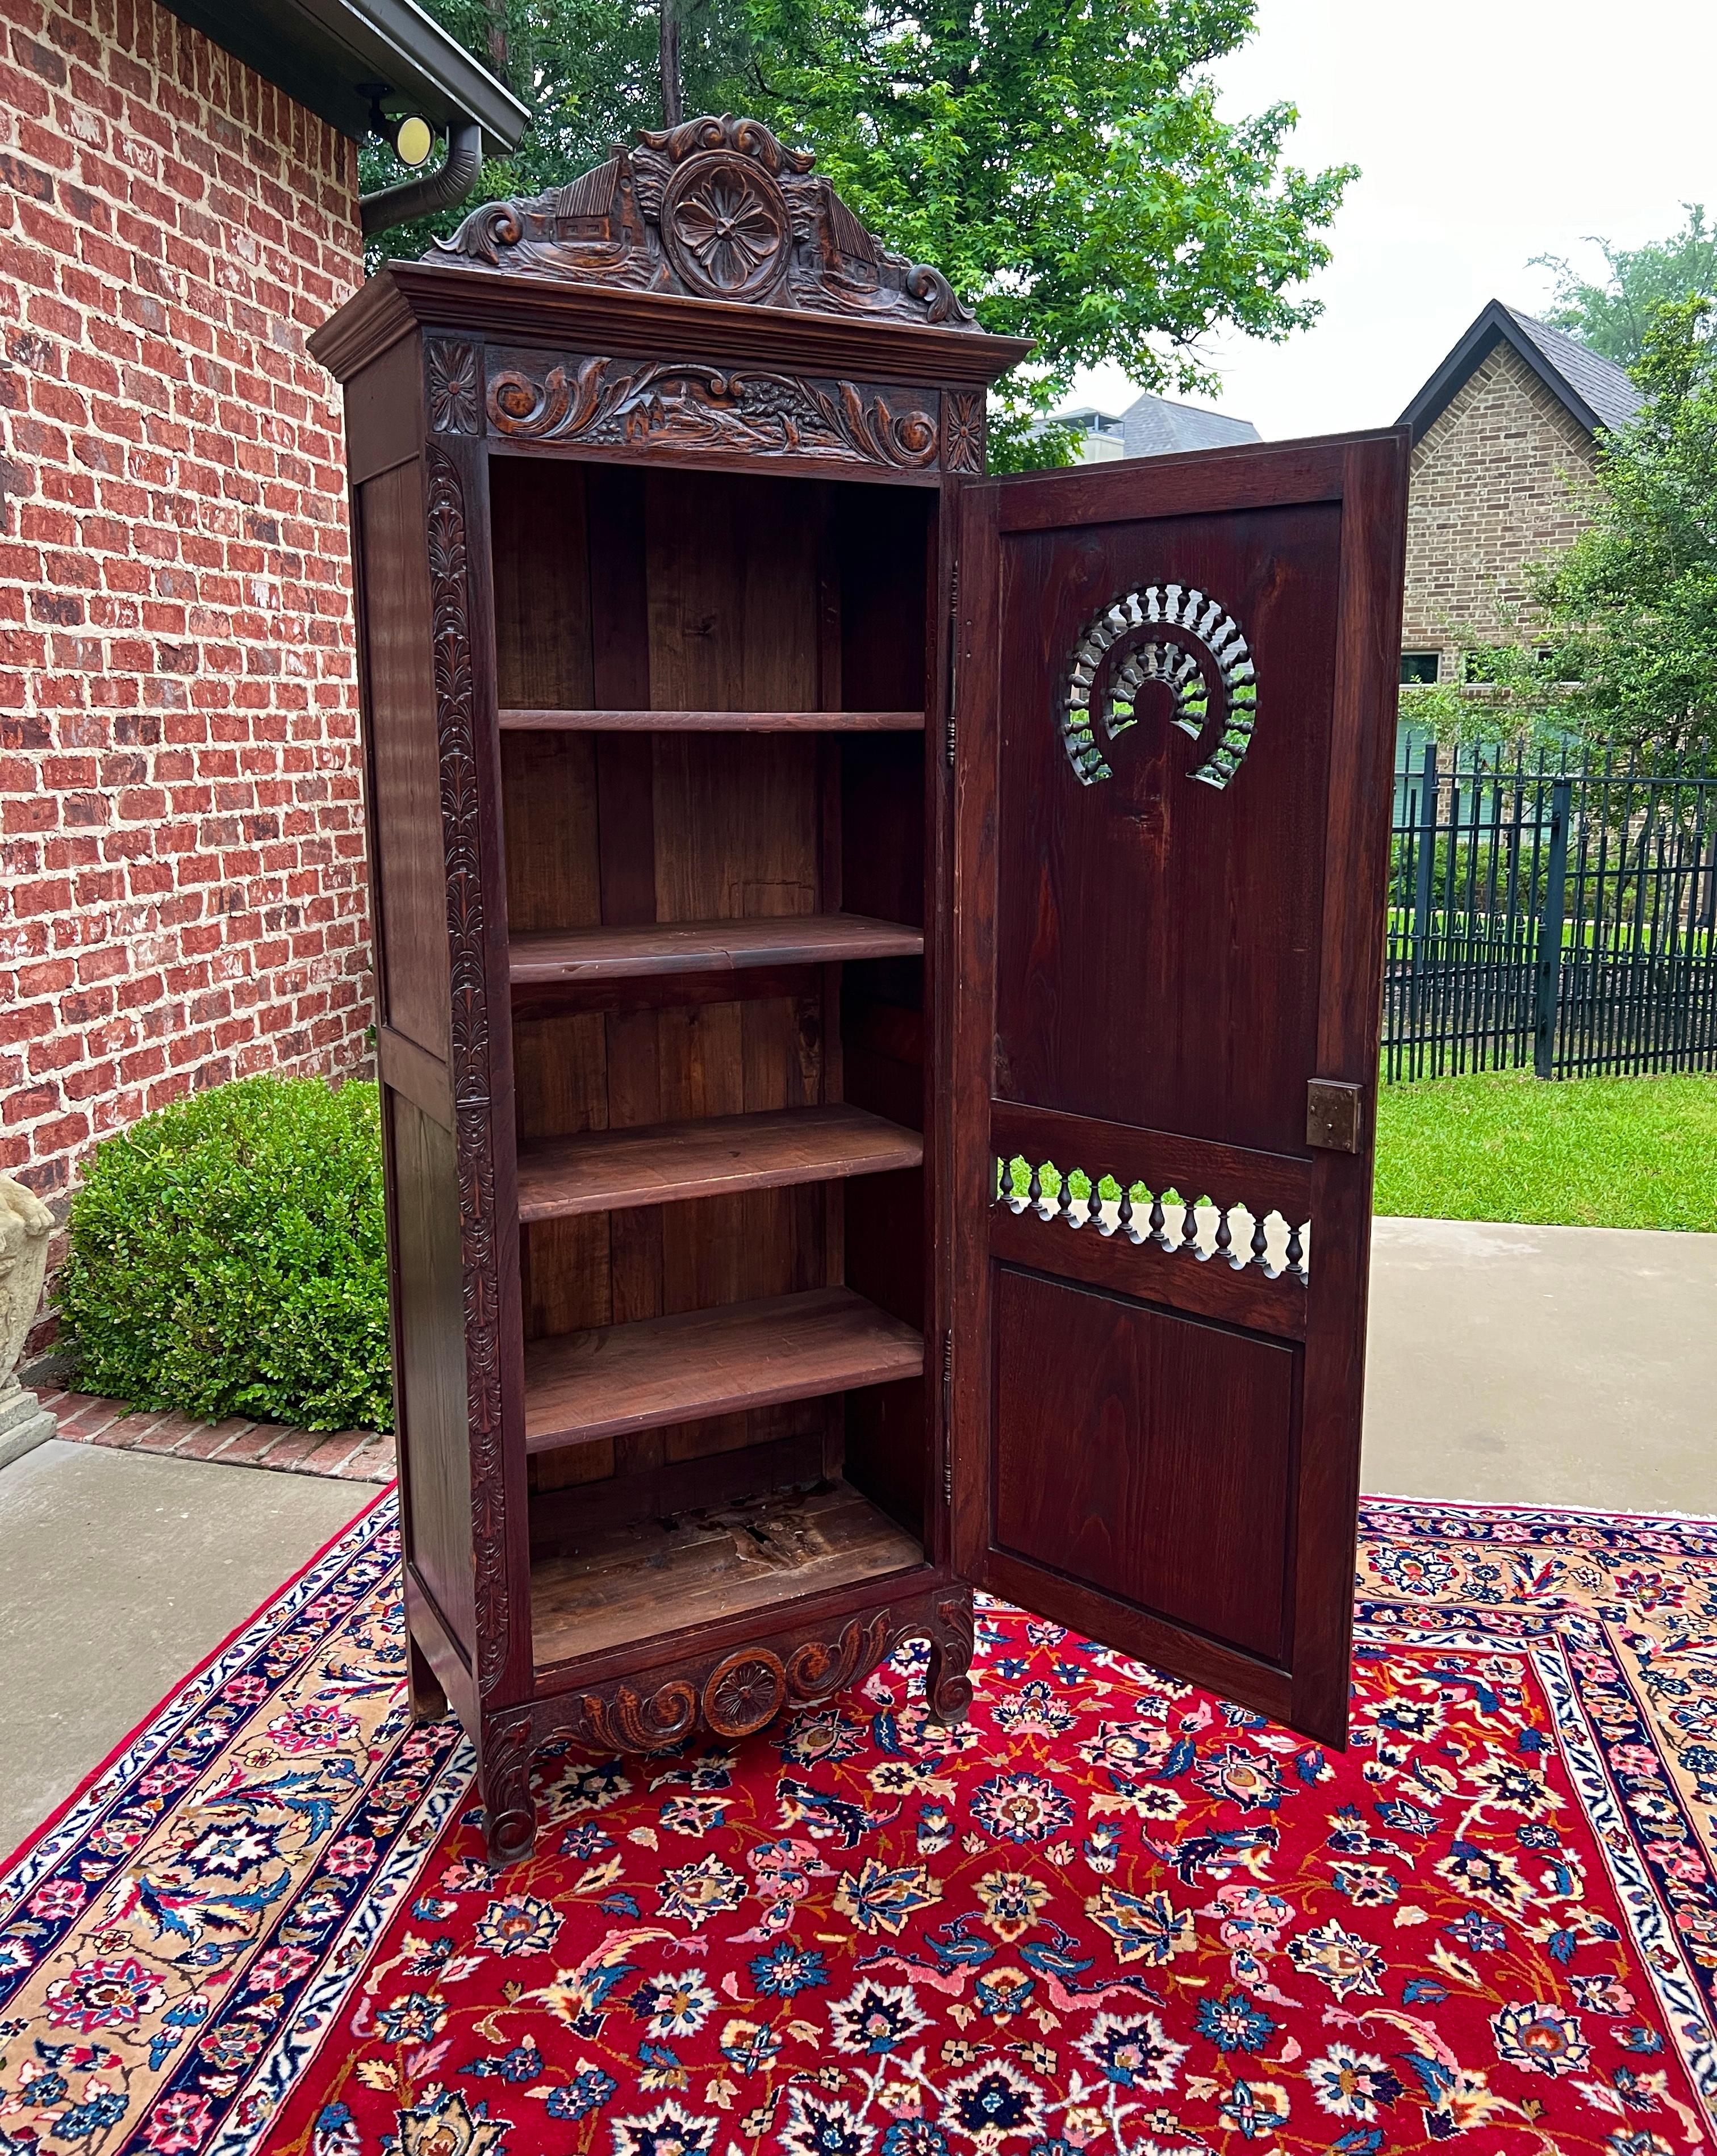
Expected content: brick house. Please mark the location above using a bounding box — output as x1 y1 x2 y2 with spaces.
0 0 520 1268
1397 299 1641 684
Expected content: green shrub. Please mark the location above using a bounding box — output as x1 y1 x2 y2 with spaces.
59 1075 394 1432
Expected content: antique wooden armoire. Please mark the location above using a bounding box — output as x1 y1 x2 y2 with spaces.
310 115 1409 1864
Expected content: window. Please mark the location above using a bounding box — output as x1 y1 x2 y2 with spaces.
1400 652 1439 685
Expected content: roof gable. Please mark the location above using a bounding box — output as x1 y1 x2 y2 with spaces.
1399 299 1643 445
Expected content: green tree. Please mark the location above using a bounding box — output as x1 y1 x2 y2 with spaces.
1533 298 1717 764
370 0 1351 467
749 0 1351 463
1534 206 1717 366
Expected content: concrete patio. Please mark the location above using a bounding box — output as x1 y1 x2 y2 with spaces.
2 1215 1712 1860
1364 1217 1717 1513
0 1441 369 1859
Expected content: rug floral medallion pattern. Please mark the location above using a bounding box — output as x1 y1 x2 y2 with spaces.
2 1496 1715 2155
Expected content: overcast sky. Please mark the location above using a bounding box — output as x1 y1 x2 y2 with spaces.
1068 0 1717 440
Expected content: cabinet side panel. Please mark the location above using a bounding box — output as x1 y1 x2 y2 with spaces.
358 463 449 1060
390 1087 476 1658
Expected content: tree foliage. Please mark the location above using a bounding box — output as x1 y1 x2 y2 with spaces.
1531 298 1717 764
1534 206 1717 366
366 0 1351 463
744 0 1352 457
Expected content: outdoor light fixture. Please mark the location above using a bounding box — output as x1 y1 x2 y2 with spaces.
392 114 435 168
357 82 437 169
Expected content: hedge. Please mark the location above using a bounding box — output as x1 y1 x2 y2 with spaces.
57 1075 394 1432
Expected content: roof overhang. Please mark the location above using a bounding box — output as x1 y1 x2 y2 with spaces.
1398 299 1605 446
159 0 528 152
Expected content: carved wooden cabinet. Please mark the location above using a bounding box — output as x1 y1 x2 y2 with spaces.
311 115 1409 1865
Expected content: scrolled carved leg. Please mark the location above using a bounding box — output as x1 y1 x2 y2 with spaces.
924 1590 975 1728
478 1706 538 1867
407 1632 449 1724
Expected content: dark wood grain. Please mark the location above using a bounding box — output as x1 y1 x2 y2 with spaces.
499 707 925 731
951 429 1407 1754
988 1204 1307 1342
1291 431 1411 1745
356 462 448 1060
510 913 924 984
524 1286 925 1452
311 260 1033 391
376 1023 453 1134
992 1265 1294 1661
529 1431 826 1549
531 1477 924 1665
947 479 1000 1586
992 433 1359 532
523 1573 971 1806
323 164 1029 1860
991 1101 1313 1221
518 1104 922 1220
387 1092 475 1654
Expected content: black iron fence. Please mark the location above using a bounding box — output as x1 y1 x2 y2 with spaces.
1384 736 1717 1082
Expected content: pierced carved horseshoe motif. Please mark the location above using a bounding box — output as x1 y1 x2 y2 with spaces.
1060 584 1257 789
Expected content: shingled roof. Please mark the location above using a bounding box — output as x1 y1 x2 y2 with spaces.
1122 392 1261 457
1399 299 1644 445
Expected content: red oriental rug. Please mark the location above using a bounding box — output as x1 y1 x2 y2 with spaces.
2 1494 1715 2155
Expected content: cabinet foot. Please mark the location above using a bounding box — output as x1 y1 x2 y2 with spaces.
479 1708 538 1865
407 1632 449 1724
924 1591 975 1727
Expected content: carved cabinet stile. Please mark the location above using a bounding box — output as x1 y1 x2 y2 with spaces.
313 114 1408 1864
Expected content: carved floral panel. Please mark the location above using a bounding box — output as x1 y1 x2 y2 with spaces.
485 348 947 473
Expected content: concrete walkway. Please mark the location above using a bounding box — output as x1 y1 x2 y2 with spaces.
1364 1216 1717 1513
0 1441 369 1860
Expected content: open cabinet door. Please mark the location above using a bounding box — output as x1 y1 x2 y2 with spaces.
949 432 1408 1746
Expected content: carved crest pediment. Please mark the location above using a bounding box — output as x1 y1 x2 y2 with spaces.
432 114 979 331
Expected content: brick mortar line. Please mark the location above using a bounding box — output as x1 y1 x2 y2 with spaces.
37 1391 393 1482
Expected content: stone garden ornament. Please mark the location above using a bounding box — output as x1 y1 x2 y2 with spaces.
0 1173 57 1469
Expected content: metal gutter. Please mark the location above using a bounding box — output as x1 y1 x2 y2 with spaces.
159 0 528 152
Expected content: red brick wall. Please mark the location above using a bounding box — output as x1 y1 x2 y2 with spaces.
0 0 373 1222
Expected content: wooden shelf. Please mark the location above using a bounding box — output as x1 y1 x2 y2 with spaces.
532 1477 924 1666
518 1105 923 1222
509 912 924 987
499 707 924 732
523 1286 924 1453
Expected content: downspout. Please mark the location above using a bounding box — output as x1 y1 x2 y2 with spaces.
360 118 484 239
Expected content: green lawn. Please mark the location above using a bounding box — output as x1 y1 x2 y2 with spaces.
1375 1067 1717 1231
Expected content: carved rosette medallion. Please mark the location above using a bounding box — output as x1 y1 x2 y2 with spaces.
486 350 938 473
660 151 791 300
704 1649 787 1736
425 339 481 434
423 445 509 1699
